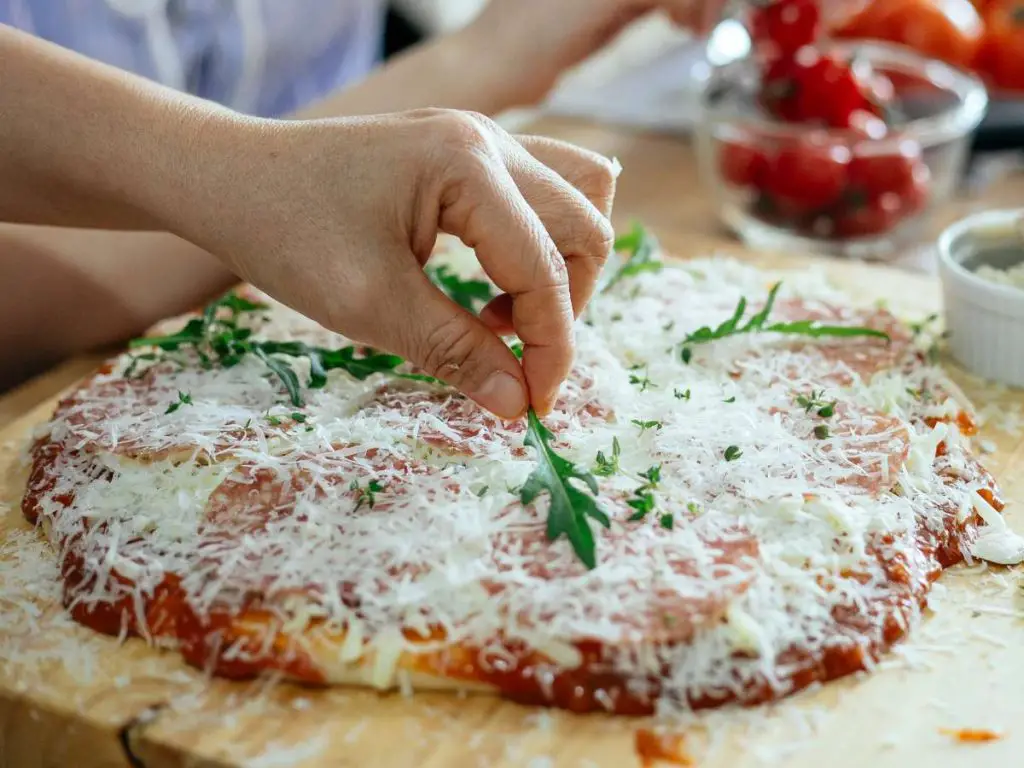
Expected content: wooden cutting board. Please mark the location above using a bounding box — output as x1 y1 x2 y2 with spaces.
2 254 1022 768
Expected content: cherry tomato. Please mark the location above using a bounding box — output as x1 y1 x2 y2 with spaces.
751 0 821 56
763 139 851 211
761 51 878 127
760 56 810 122
833 195 902 238
818 58 879 128
979 3 1024 91
719 140 769 188
847 142 923 199
834 0 983 69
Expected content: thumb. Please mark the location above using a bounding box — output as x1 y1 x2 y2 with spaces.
384 270 529 420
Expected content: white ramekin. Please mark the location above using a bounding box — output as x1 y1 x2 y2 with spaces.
937 209 1024 388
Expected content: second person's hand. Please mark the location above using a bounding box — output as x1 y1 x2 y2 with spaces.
176 110 618 420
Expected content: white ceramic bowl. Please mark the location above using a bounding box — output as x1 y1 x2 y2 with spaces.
937 209 1024 387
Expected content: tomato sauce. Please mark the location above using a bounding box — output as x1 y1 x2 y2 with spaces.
634 729 692 767
940 728 1002 743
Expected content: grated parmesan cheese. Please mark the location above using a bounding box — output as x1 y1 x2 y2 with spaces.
18 247 1016 714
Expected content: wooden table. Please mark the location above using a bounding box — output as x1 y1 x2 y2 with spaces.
2 120 1023 768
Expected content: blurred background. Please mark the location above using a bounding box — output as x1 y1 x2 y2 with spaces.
388 0 700 130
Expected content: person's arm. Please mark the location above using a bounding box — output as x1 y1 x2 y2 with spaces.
0 225 234 389
297 0 715 119
0 24 243 231
0 26 620 418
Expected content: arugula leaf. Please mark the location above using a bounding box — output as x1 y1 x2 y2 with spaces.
427 264 495 311
602 222 663 293
678 282 889 359
131 291 439 407
762 320 891 339
521 409 609 569
252 347 303 407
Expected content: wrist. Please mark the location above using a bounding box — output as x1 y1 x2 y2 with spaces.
441 25 554 113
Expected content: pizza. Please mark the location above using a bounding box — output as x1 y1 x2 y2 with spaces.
21 235 1015 715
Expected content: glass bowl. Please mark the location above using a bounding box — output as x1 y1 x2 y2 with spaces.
695 38 988 260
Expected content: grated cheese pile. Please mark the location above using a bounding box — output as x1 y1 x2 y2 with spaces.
23 250 1018 712
975 260 1024 292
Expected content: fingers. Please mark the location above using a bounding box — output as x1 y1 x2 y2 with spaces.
435 125 576 413
382 269 529 419
508 134 618 320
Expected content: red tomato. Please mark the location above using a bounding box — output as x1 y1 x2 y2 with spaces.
751 0 822 56
979 3 1024 91
719 140 769 188
847 142 923 198
834 0 983 68
761 51 878 127
763 139 851 211
760 56 810 122
833 195 903 237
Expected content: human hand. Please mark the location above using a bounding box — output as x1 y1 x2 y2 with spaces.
455 0 725 107
172 110 617 420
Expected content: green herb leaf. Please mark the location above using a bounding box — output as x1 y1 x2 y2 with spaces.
724 445 743 461
521 409 609 569
680 282 889 352
723 396 736 403
253 347 303 407
762 320 890 340
659 513 674 530
628 364 656 392
164 390 193 415
813 424 831 439
593 437 621 477
632 419 663 434
639 464 661 487
351 479 386 511
681 347 693 365
131 291 442 405
673 388 691 400
603 222 663 293
291 412 307 423
509 342 524 360
627 492 655 520
426 264 495 312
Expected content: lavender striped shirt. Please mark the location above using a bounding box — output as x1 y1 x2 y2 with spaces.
2 0 385 117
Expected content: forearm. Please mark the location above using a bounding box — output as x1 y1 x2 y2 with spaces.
293 30 522 119
0 224 235 389
0 25 241 231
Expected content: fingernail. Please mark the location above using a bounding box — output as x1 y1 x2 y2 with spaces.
475 372 527 420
